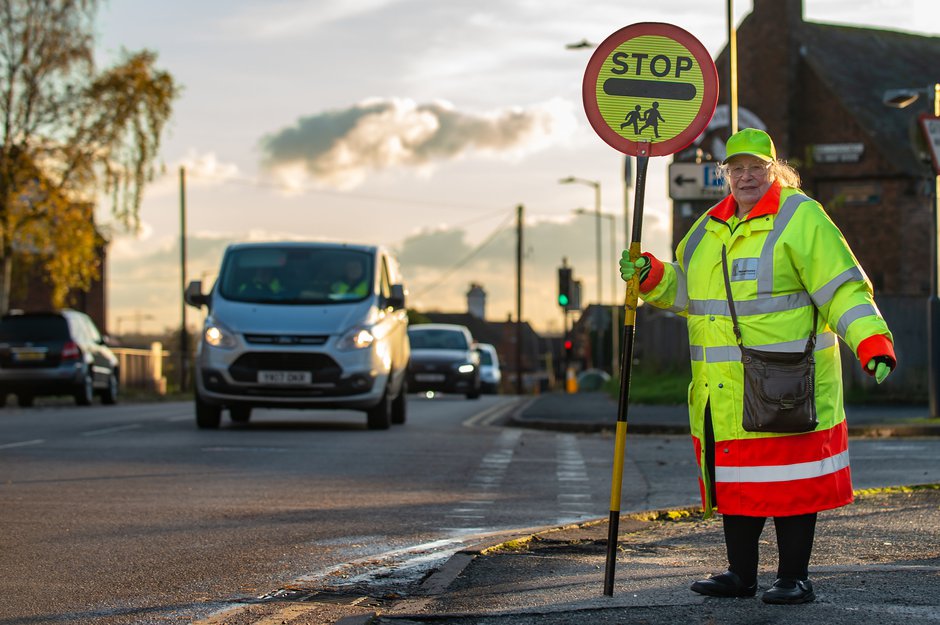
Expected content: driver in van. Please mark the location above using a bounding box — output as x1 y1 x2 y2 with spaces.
331 259 369 297
238 267 282 295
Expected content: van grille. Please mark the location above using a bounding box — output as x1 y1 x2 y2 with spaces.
228 352 341 382
243 334 329 345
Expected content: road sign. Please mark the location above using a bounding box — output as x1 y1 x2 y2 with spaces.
582 22 718 158
921 114 940 175
668 162 726 200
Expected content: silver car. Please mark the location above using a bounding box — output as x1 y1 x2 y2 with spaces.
185 242 409 430
475 343 502 394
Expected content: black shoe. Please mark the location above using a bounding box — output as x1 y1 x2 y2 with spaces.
761 578 815 604
690 571 757 598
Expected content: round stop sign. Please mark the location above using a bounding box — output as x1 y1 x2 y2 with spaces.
583 22 718 157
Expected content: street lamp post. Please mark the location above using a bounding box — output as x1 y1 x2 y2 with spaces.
561 177 602 370
883 83 940 418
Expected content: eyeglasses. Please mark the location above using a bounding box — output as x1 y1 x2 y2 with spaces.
727 163 771 179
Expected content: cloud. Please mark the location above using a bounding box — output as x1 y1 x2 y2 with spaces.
396 227 474 269
177 150 241 184
219 0 398 40
259 97 570 190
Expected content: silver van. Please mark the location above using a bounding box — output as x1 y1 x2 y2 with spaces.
184 242 410 429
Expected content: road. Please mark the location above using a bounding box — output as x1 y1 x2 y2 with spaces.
1 396 938 624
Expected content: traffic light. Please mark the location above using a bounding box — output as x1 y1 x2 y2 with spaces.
568 280 582 311
558 266 572 307
563 338 573 354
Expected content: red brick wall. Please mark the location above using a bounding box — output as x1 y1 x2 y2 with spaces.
673 0 931 298
9 244 108 334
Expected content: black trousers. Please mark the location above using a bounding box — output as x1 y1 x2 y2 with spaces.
705 405 818 585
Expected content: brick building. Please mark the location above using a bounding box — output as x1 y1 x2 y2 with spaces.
672 0 940 297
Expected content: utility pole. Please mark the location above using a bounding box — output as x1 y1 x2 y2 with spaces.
180 166 188 393
515 204 524 395
727 0 738 135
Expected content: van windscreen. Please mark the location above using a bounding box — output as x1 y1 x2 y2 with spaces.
218 247 373 305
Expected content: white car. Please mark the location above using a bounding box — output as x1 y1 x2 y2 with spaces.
475 343 501 394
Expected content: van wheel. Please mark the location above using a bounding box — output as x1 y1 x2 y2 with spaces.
367 388 392 430
195 393 222 429
17 394 34 408
391 381 407 425
101 372 119 405
230 406 252 424
75 372 94 406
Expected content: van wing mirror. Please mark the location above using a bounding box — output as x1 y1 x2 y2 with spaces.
388 284 406 309
185 280 209 309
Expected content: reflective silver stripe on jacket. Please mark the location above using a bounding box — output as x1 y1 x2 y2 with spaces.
756 193 810 296
837 303 878 336
715 450 849 484
690 331 837 362
812 267 865 308
682 217 710 271
668 262 689 313
688 291 813 317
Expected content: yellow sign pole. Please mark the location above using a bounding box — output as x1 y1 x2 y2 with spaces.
603 148 649 596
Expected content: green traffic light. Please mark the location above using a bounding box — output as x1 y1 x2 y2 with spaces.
558 294 569 306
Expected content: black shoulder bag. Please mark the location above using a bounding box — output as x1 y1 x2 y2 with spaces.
721 246 819 434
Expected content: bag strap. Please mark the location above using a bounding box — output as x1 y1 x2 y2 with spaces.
720 246 744 347
720 245 817 353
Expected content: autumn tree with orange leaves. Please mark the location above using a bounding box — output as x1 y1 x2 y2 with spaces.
0 0 178 311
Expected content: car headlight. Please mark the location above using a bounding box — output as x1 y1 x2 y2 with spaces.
204 320 238 349
338 325 375 350
456 363 476 374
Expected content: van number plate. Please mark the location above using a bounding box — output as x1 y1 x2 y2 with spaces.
258 370 312 385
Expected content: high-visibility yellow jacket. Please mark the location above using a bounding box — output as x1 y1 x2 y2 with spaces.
639 181 895 518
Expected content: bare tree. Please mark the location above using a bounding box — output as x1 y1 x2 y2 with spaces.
0 0 178 311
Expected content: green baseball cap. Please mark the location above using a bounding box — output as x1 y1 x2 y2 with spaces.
723 128 776 163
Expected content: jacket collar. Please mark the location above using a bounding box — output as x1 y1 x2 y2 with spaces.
707 180 783 222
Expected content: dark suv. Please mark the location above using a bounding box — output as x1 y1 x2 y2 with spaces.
0 310 119 407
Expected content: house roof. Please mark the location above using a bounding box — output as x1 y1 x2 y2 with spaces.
797 21 940 173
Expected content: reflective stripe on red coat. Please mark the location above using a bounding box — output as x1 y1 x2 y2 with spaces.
692 420 853 516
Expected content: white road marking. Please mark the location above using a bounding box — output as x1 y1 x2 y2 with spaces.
445 429 521 530
557 434 594 518
81 424 142 437
0 439 44 449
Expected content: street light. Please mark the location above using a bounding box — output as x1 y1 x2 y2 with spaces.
883 83 940 418
559 176 602 306
575 208 619 378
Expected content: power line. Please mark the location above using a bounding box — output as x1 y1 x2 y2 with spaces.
180 170 501 214
410 211 517 299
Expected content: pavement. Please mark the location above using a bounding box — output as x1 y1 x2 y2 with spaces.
200 394 940 625
508 391 940 437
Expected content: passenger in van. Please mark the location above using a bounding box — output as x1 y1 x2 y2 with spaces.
331 259 369 298
238 267 283 295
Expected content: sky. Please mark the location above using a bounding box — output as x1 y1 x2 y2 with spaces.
93 0 939 336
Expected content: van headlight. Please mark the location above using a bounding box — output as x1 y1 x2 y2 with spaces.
456 363 476 374
338 325 375 350
204 320 238 349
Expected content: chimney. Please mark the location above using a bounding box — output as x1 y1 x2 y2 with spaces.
467 283 486 319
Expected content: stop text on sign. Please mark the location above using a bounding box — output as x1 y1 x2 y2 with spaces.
610 52 694 78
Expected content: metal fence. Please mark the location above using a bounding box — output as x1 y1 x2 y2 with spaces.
112 343 168 394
